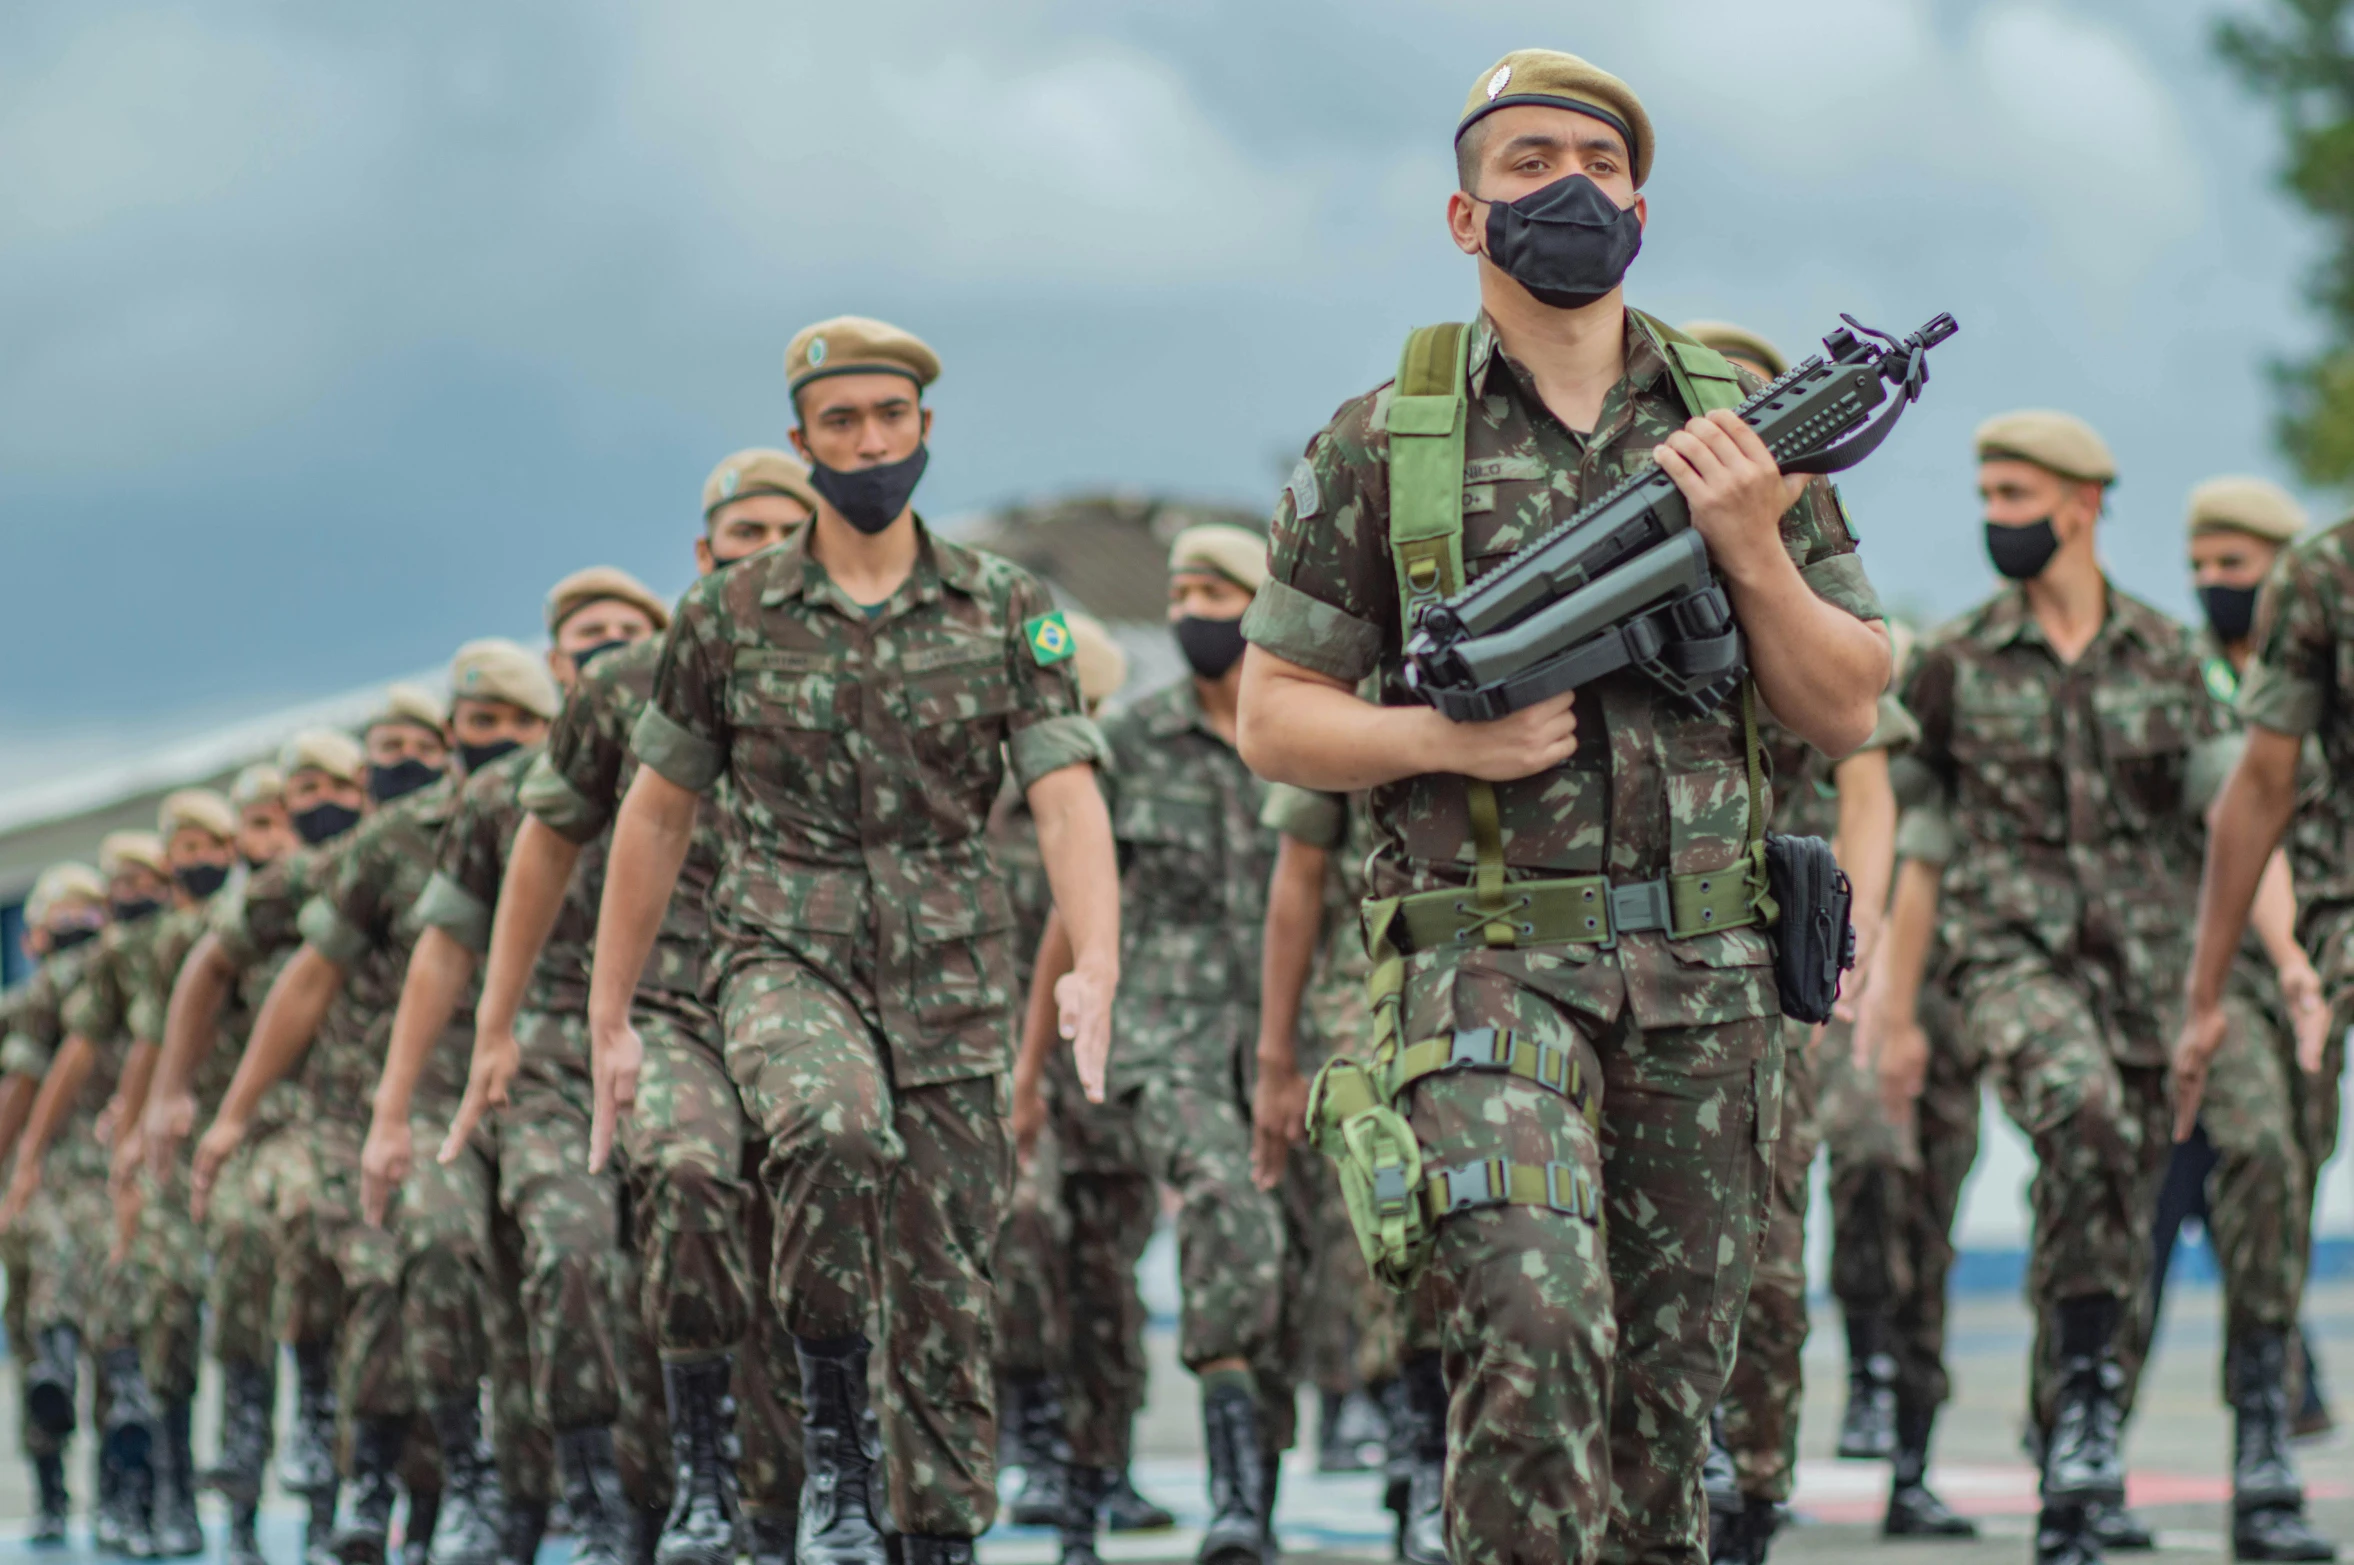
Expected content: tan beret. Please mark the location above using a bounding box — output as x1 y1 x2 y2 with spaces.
702 447 821 519
369 682 447 737
1169 523 1269 594
1974 410 2116 486
1064 611 1128 709
27 863 105 927
1679 319 1786 379
2187 475 2306 544
279 727 365 783
1460 50 1654 189
229 763 284 809
785 316 941 400
448 638 562 722
545 566 670 638
158 788 238 843
100 831 168 879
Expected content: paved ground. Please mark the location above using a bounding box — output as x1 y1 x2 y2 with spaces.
0 1278 2341 1564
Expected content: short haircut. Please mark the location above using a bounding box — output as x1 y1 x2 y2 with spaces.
1456 119 1490 192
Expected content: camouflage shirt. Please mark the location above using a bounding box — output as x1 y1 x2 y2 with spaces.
632 521 1108 1086
1241 308 1884 1029
1758 690 1920 843
418 743 599 1024
523 635 721 1006
1902 583 2230 1059
2238 515 2354 915
0 942 110 1179
298 777 473 1122
1098 679 1275 1095
130 896 256 1121
212 844 340 1125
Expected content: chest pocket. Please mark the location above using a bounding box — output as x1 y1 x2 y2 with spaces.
1113 783 1227 984
2090 683 2191 828
905 651 1020 802
1951 680 2059 842
726 659 853 811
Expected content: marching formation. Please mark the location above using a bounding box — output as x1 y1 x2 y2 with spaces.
1 43 2347 1565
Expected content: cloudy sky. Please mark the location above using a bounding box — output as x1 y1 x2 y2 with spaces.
0 0 2322 769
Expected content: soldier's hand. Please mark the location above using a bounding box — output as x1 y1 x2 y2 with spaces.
110 1123 146 1194
93 1095 123 1149
441 1025 521 1165
1057 962 1117 1104
2277 958 2331 1075
2170 1000 2229 1143
0 1161 37 1231
143 1090 197 1185
1833 913 1885 1024
109 1180 142 1266
1448 691 1579 782
1872 1012 1929 1126
588 1020 645 1176
361 1115 412 1229
187 1113 248 1222
1249 1056 1310 1192
1011 1066 1047 1166
1655 409 1808 580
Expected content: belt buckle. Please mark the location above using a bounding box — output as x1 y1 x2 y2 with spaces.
1608 879 1671 939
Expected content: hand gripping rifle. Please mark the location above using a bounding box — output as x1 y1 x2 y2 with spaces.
1401 312 1958 721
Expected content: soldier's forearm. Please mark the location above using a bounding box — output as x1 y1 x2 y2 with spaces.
1831 749 1897 932
591 769 697 1037
479 819 583 1043
111 1043 160 1142
156 937 235 1104
1029 765 1121 981
0 1076 38 1169
15 1039 97 1172
222 944 341 1128
1874 858 1941 1022
2186 731 2301 1012
1738 580 1889 761
376 927 477 1128
1016 914 1076 1085
1238 651 1458 793
2249 850 2306 977
1257 837 1329 1071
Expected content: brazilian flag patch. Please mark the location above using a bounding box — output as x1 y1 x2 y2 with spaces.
2203 656 2239 704
1025 611 1075 667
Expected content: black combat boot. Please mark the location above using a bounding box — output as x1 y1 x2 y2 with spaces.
149 1397 206 1558
2043 1299 2126 1507
660 1355 741 1565
331 1415 407 1565
1885 1395 1975 1537
401 1490 441 1565
1705 1409 1746 1565
1396 1354 1446 1565
1101 1465 1174 1534
998 1375 1036 1471
1058 1464 1108 1565
1006 1375 1072 1528
25 1323 81 1441
95 1445 127 1553
223 1498 265 1565
2036 1505 2101 1565
2290 1325 2333 1441
100 1344 159 1559
2086 1498 2155 1552
500 1497 550 1565
2228 1331 2334 1561
282 1341 342 1499
1837 1312 1899 1461
29 1451 69 1546
428 1396 511 1565
1196 1375 1268 1565
557 1428 636 1565
794 1337 884 1565
741 1507 795 1565
897 1541 973 1565
206 1357 276 1506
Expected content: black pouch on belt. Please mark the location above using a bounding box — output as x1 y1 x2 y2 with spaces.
1763 833 1855 1024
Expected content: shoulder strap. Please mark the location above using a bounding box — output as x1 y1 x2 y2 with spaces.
1631 309 1747 418
1387 323 1471 639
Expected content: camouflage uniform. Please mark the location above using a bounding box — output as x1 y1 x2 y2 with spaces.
1241 309 1884 1565
632 521 1105 1538
416 745 664 1493
522 633 805 1522
1901 585 2229 1435
2236 517 2354 1357
57 915 167 1360
297 778 552 1501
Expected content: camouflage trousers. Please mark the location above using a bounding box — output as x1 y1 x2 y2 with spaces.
3 1224 29 1372
1954 953 2173 1432
719 954 1012 1539
992 1115 1067 1383
202 1131 285 1375
116 1162 211 1403
1818 977 1980 1409
22 1150 111 1341
623 991 801 1520
1720 1022 1821 1505
1389 942 1775 1565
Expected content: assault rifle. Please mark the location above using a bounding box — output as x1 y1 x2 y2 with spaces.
1401 311 1959 721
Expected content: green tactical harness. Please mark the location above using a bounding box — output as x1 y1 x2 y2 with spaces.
1308 314 1776 1289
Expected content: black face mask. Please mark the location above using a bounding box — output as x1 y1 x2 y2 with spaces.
1985 517 2061 581
458 739 522 775
176 863 230 900
1175 615 1249 680
1482 173 1645 310
112 897 162 924
293 801 362 846
2199 583 2261 644
571 638 632 672
368 758 441 805
808 446 929 535
48 925 100 954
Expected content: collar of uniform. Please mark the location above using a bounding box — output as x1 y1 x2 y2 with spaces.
756 514 980 615
1982 577 2151 657
1466 308 1669 414
1140 676 1212 740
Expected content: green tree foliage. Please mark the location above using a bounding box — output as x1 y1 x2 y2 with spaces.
2220 0 2354 483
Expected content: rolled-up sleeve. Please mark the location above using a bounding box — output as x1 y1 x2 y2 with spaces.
636 586 731 793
